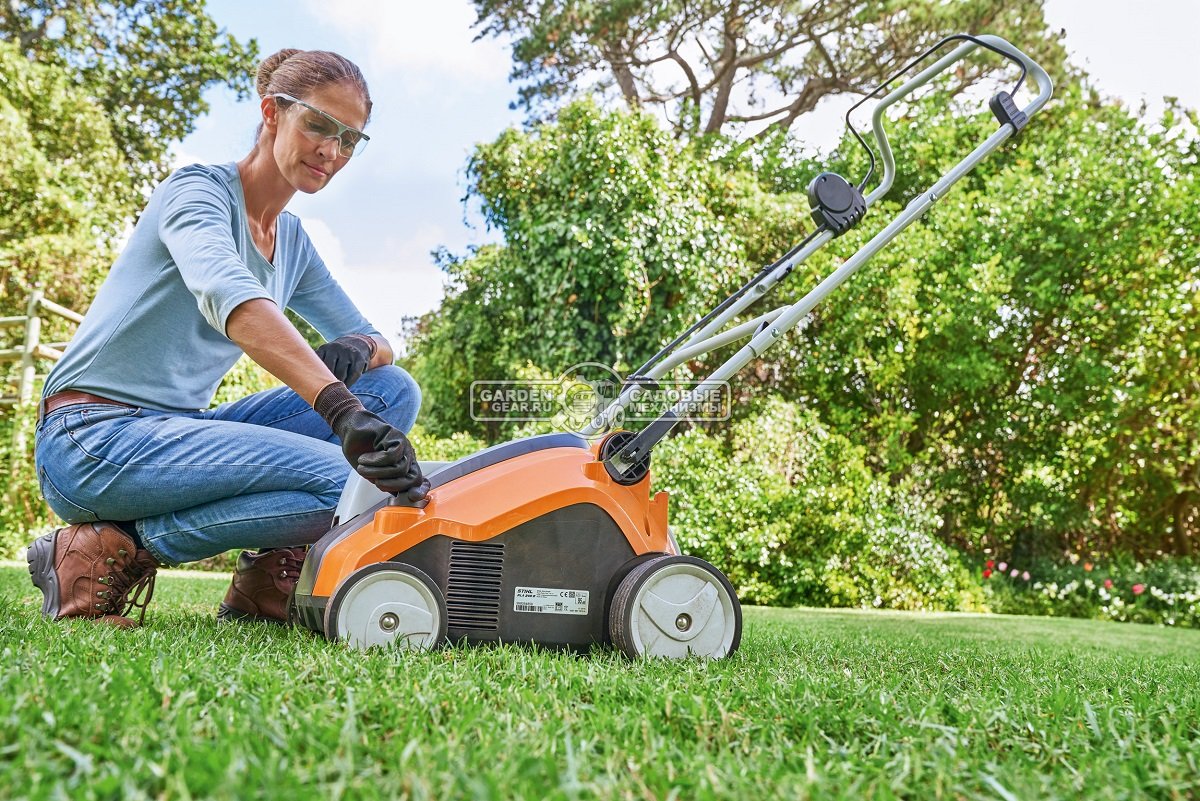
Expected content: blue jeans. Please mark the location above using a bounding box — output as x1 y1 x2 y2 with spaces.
33 366 421 566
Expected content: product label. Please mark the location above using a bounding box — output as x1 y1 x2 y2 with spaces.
513 586 590 616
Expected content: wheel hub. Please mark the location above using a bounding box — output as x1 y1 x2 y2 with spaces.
328 563 448 651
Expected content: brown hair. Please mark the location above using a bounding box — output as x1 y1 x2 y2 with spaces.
254 49 372 137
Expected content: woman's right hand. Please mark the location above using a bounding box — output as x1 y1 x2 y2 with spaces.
338 408 426 497
314 382 427 500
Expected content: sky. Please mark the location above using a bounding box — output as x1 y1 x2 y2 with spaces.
175 0 1200 344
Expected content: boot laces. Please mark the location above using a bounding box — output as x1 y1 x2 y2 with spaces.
102 551 158 624
277 551 305 583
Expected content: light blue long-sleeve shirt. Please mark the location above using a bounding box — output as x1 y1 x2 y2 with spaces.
43 162 380 412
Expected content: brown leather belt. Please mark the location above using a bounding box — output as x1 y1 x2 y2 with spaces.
37 390 136 423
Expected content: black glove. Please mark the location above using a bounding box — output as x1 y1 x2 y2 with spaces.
314 382 428 501
315 334 375 388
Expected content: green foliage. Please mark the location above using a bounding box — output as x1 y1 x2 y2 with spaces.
401 246 529 440
0 411 51 556
468 99 746 365
0 40 127 320
210 354 283 406
0 0 258 205
407 100 750 437
654 399 984 610
409 77 1199 608
408 426 488 462
757 87 1200 558
820 493 985 612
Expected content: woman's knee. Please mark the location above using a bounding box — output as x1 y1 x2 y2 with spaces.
355 364 422 430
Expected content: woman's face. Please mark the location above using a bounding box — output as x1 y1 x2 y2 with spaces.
267 81 369 194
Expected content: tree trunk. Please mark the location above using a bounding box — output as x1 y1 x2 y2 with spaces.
603 42 641 108
704 3 742 134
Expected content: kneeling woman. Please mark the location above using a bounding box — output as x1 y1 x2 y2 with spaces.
29 49 426 627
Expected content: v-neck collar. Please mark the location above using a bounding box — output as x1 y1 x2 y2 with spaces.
228 162 278 270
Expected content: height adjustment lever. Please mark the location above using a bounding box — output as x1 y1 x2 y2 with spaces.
807 172 867 237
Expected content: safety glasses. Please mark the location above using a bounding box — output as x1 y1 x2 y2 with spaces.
272 93 370 158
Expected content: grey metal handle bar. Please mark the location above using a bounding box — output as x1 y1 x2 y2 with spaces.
672 35 1049 357
866 34 1053 205
587 34 1052 446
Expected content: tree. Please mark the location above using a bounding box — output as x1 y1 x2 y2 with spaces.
472 0 1067 140
0 0 258 206
405 100 779 439
0 40 127 324
415 0 1199 563
0 39 132 553
753 88 1200 559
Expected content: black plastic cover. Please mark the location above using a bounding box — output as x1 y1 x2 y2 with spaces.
807 172 867 236
390 503 641 649
425 432 589 490
601 429 652 485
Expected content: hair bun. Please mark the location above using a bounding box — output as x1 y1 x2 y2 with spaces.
256 49 304 98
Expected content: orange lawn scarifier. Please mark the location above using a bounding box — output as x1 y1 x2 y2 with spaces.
290 34 1052 658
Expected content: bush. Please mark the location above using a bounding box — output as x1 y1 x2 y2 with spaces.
653 425 807 605
409 426 488 463
654 399 985 610
0 409 52 558
821 490 986 612
981 554 1200 628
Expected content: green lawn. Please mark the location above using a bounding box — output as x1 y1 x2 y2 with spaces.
0 564 1197 801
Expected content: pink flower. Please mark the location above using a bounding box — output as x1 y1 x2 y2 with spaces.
1103 579 1113 590
1010 568 1019 577
1022 571 1030 581
1132 584 1145 595
998 562 1008 572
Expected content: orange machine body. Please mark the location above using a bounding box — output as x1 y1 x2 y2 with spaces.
313 440 670 597
292 435 676 645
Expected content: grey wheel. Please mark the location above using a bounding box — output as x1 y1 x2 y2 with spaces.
609 555 741 659
325 562 447 651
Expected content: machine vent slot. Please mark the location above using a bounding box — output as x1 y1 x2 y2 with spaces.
446 541 504 631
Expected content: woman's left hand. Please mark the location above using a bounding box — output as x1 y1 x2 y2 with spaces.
314 334 375 387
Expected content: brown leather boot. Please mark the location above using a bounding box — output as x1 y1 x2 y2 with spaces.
217 547 306 625
27 522 158 628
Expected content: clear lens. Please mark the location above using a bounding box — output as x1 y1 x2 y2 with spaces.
291 105 369 158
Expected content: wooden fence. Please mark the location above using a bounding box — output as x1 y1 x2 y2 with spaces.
0 290 82 409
